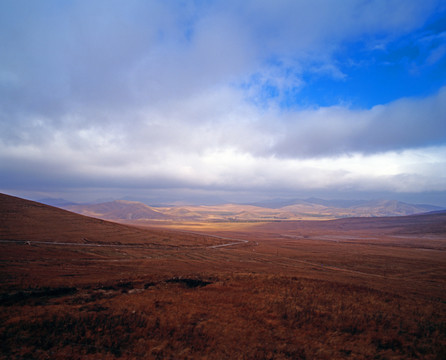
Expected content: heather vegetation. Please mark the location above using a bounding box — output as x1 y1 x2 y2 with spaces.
0 194 445 359
1 275 444 359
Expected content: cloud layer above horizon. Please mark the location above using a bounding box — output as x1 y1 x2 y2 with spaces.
1 0 446 204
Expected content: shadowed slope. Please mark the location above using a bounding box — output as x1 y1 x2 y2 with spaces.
0 193 220 247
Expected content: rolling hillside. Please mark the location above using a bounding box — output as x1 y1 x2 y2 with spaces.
62 198 444 222
1 193 445 359
67 200 169 220
0 193 220 247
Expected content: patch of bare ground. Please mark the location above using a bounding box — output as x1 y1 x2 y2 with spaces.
1 193 445 359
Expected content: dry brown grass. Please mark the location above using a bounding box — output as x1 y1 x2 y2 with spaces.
1 275 444 359
1 193 445 359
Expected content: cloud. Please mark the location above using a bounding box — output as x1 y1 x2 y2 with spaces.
1 86 445 196
272 87 446 157
1 0 441 116
1 0 445 202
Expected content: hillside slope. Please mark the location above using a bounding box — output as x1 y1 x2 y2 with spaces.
0 193 218 247
67 200 169 220
63 198 444 222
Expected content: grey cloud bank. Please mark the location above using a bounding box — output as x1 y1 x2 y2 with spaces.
274 87 446 157
1 0 445 205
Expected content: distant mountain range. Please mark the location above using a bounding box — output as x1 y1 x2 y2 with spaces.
247 197 366 209
61 198 445 222
66 200 169 220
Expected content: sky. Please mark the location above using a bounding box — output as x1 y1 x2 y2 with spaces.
1 0 446 206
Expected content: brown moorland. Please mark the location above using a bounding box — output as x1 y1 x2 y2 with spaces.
0 193 445 359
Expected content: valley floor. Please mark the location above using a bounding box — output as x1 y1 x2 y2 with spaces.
1 207 445 359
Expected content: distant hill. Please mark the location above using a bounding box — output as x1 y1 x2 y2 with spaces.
66 200 170 220
0 193 160 244
249 198 366 209
38 197 79 207
347 199 442 217
0 193 217 247
422 209 446 215
63 198 444 222
251 197 442 211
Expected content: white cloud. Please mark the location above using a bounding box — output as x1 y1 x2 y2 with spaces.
1 0 440 114
272 87 446 157
2 90 445 196
1 80 446 195
1 0 445 202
